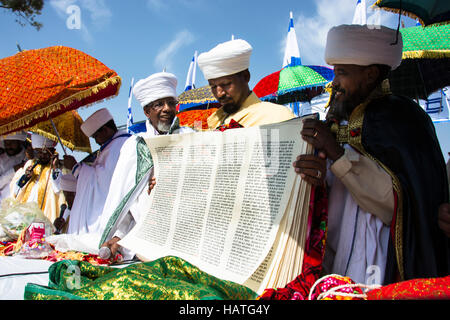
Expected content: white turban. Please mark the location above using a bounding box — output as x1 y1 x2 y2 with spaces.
324 24 403 70
80 108 114 137
198 39 253 80
133 72 178 108
31 133 57 149
60 174 77 192
3 131 27 141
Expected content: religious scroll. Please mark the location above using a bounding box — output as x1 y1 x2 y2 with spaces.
119 115 315 294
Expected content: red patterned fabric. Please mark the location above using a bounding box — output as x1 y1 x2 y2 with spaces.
0 46 121 135
253 71 280 98
258 185 328 300
366 276 450 300
215 119 244 132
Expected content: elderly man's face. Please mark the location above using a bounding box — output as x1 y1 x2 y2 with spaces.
4 140 23 157
144 97 177 134
327 64 374 121
208 71 250 114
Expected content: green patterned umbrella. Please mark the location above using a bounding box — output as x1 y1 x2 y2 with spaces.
253 65 334 104
389 24 450 99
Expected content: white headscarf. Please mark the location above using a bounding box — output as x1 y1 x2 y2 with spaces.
324 24 403 70
3 131 27 141
31 133 57 149
197 39 253 80
133 72 178 108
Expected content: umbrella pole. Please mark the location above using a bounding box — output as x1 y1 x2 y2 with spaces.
49 117 67 156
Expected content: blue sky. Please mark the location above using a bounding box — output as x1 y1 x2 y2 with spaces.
1 0 448 161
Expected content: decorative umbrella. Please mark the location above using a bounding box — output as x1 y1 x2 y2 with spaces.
373 0 450 26
177 85 219 112
177 108 218 131
0 46 121 136
253 65 334 105
29 110 92 153
389 24 450 99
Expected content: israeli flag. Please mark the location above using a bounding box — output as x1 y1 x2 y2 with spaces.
352 0 367 25
184 51 198 91
282 11 301 68
126 77 135 134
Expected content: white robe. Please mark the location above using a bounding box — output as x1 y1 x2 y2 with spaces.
322 144 391 285
98 118 194 259
0 150 25 201
66 130 130 235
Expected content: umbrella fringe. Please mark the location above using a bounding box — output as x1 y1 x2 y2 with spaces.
372 0 426 26
28 128 92 153
0 75 121 136
402 50 450 59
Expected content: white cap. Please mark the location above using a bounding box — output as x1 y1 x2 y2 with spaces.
198 39 253 80
31 133 57 149
133 72 178 108
60 174 77 192
80 108 114 137
3 131 27 141
324 24 403 70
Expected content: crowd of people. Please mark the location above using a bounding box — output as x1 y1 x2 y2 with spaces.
0 23 449 286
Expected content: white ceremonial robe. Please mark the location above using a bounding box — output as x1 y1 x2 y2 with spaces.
0 150 25 201
98 118 194 259
66 130 130 235
322 144 392 285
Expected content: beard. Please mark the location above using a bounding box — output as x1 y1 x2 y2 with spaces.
156 121 171 134
326 86 365 123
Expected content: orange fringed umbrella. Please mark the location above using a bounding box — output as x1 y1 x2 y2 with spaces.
0 46 121 136
30 110 92 153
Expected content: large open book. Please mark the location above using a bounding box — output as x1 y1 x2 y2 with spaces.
119 115 315 294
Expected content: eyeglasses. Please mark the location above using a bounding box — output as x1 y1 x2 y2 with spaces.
149 99 178 110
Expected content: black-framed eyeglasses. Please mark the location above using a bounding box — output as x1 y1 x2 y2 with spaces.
149 99 178 110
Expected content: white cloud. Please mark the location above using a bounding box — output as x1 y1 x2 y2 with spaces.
147 0 166 11
154 30 195 71
287 0 399 66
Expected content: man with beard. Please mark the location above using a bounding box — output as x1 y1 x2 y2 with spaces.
293 24 448 285
197 39 295 130
10 133 66 223
98 72 193 259
62 108 130 235
0 131 27 201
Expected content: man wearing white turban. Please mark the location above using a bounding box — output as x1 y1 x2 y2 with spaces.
197 39 295 130
10 133 66 224
0 131 27 201
98 72 193 259
61 108 130 235
293 25 448 286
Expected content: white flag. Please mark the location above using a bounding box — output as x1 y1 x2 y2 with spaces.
184 51 197 91
127 77 134 133
352 0 367 25
282 11 301 68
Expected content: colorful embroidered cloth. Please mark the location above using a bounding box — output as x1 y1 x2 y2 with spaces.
366 276 450 300
0 46 121 136
24 256 258 300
